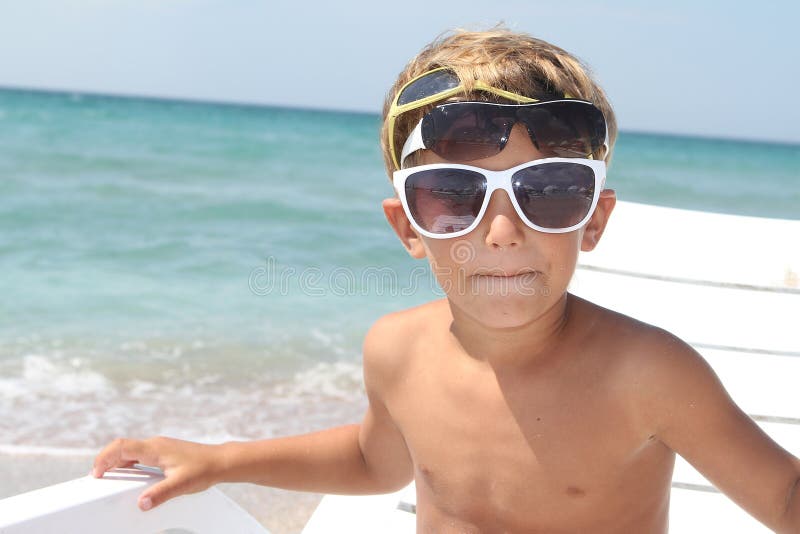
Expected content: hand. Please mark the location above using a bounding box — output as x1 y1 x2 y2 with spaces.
92 436 226 511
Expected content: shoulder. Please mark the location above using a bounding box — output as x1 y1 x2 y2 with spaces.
572 293 705 377
614 319 715 393
597 308 730 437
362 298 446 357
362 298 449 391
572 295 724 425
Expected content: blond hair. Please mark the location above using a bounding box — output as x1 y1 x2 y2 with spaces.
379 26 618 178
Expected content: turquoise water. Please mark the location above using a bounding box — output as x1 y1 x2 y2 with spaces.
0 88 798 452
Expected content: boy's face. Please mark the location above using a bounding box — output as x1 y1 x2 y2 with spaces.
383 123 616 329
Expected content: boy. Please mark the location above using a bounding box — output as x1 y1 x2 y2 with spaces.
92 28 800 532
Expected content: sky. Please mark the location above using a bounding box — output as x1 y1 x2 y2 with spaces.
0 0 798 144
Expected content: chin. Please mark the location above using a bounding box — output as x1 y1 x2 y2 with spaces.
450 290 553 329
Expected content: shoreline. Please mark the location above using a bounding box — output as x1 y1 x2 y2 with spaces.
0 452 321 534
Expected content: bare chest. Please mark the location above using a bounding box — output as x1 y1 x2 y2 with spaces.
388 354 674 531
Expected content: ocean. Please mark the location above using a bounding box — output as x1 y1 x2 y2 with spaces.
0 87 798 460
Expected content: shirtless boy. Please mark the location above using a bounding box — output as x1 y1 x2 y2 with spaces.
93 28 800 533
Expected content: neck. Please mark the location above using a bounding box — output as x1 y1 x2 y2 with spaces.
446 292 573 370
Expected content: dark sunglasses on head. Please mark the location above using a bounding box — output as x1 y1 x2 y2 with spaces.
400 100 608 166
386 67 609 169
392 157 606 238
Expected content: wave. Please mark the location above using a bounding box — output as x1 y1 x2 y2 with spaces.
0 349 367 453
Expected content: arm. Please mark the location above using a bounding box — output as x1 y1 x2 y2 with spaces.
218 423 390 494
783 461 800 531
632 329 800 533
220 314 414 494
93 315 414 510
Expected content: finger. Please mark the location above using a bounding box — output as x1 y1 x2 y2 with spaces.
93 438 155 478
138 476 185 511
90 459 137 477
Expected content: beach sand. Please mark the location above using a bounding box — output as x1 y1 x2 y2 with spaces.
0 452 322 534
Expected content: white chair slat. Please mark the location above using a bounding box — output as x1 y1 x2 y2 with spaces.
700 347 800 420
669 484 772 533
583 200 800 290
569 268 798 354
301 489 415 534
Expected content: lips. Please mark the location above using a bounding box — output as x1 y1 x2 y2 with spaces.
471 269 539 279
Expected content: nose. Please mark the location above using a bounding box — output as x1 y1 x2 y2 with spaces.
481 189 525 249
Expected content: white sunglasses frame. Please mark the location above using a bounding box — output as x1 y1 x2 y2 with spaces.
392 158 607 239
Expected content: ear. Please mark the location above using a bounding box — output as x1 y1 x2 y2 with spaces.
581 189 616 252
382 198 427 259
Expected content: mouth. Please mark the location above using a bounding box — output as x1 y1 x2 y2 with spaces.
464 268 542 297
471 269 539 280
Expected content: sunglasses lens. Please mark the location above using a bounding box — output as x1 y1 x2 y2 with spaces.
405 168 487 235
397 70 462 106
518 101 607 158
423 105 512 161
512 162 596 229
421 101 606 161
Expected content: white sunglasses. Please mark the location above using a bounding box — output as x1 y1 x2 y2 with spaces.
392 158 606 239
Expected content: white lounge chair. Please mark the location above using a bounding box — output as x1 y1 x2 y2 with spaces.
1 200 797 533
0 466 269 533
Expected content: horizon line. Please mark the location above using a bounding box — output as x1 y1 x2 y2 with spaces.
1 84 798 149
